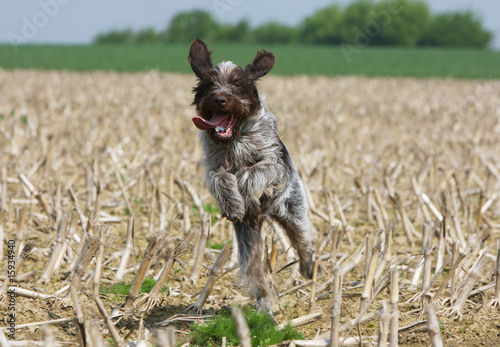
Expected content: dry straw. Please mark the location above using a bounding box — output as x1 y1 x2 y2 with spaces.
1 70 499 345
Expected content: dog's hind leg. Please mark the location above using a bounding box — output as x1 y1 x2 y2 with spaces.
272 187 315 279
233 221 273 312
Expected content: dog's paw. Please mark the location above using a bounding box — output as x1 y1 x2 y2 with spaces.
243 196 261 228
256 296 274 315
299 257 322 280
219 195 245 222
221 207 245 223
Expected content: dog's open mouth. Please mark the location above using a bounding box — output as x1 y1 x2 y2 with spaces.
192 112 236 138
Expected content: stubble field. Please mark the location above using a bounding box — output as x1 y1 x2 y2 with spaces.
1 69 500 346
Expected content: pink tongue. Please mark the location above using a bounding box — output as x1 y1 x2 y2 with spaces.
192 112 231 130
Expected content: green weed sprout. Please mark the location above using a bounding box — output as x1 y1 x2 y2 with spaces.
189 307 303 346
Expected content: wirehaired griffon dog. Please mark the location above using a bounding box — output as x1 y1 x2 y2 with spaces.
188 39 315 312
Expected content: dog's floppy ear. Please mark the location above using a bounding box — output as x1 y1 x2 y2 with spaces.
245 49 275 81
188 39 213 78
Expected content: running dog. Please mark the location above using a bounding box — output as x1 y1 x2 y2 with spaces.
188 39 315 312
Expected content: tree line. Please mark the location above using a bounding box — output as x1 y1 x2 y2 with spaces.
93 0 493 48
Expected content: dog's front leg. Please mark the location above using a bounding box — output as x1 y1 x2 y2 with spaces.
236 162 284 225
207 169 246 222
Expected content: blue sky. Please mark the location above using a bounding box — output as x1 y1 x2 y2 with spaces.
1 0 499 48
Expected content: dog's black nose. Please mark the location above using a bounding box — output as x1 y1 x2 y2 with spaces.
215 95 227 105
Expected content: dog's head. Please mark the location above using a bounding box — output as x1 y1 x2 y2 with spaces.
188 39 275 145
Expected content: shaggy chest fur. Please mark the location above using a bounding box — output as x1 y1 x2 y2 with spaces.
201 107 283 176
199 106 294 215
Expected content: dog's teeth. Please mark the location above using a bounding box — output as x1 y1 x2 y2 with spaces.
216 126 225 132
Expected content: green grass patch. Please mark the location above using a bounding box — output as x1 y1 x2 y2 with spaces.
189 307 304 346
100 278 167 300
191 202 220 224
208 240 230 250
1 44 499 79
201 202 220 216
439 321 446 332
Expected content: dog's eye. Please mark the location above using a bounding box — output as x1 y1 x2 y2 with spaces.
233 82 240 88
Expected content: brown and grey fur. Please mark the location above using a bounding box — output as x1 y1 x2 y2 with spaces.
188 39 314 312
